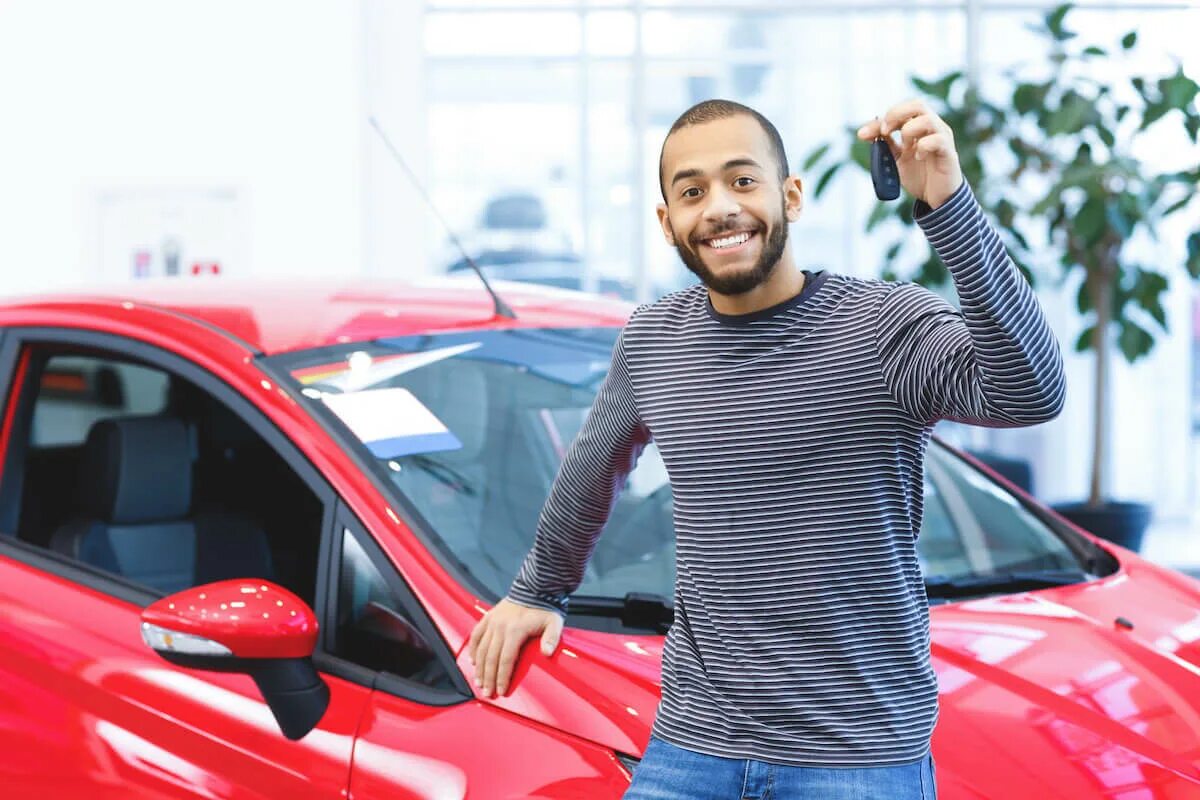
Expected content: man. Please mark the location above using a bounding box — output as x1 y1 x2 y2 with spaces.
467 98 1065 799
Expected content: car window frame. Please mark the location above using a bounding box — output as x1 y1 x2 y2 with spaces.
0 325 473 707
312 499 473 705
0 326 340 609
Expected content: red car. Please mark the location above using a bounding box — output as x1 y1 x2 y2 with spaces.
1 276 1199 799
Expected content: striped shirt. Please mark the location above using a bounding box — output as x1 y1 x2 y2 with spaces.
506 179 1066 767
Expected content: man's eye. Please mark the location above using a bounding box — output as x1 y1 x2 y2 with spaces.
734 176 755 187
682 187 701 198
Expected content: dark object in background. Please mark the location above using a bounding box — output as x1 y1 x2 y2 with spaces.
1052 500 1152 554
966 449 1033 495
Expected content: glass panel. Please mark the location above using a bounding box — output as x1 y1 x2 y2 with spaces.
920 446 1080 579
32 355 168 447
426 64 583 279
425 12 581 57
267 328 1086 607
336 527 455 689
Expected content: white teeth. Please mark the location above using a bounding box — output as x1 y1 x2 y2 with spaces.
708 231 751 249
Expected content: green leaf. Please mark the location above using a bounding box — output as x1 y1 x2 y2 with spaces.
1162 195 1192 216
1187 231 1200 279
1076 276 1093 313
1097 124 1115 148
1121 31 1137 50
1045 91 1093 135
1186 114 1200 144
814 162 843 198
1140 102 1170 130
850 137 871 171
885 242 903 261
1117 319 1155 363
1107 195 1136 239
911 71 962 102
1076 195 1107 245
1161 70 1200 110
1131 269 1169 330
1083 46 1106 57
1013 82 1049 115
802 143 831 172
1045 3 1076 41
1074 324 1097 353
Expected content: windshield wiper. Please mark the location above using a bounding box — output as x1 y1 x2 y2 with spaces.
568 592 673 633
924 568 1094 601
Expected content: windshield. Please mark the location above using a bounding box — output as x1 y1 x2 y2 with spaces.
262 327 1087 606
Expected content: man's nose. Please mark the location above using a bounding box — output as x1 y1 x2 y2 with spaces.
703 184 741 221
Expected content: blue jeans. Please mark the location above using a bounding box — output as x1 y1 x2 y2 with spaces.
623 735 937 800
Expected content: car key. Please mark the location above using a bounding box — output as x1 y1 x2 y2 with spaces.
870 136 900 201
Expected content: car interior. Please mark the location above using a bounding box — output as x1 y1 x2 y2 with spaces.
5 348 323 606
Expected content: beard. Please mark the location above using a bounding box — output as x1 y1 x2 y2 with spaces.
672 199 789 296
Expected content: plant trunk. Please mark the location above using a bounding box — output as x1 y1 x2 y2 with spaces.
1087 263 1114 508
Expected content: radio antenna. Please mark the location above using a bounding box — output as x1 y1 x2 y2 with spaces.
368 115 516 319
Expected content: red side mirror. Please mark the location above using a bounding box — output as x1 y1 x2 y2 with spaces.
141 579 317 659
140 579 327 740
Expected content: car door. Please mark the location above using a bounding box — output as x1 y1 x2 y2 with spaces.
322 506 633 799
0 328 370 799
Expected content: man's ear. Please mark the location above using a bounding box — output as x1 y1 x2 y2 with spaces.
784 175 804 222
656 203 676 245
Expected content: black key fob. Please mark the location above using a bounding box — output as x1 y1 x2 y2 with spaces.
871 137 900 201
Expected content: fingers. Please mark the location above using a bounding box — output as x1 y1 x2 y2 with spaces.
541 615 562 656
856 118 884 140
914 132 953 162
480 626 502 697
897 114 944 153
495 634 523 696
467 614 485 665
881 98 935 135
473 626 492 686
855 118 902 160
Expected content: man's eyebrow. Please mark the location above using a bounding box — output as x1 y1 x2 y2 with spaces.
670 158 765 187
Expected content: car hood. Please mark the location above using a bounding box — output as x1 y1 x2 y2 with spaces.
469 547 1200 798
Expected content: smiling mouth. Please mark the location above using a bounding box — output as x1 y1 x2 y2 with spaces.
698 229 758 254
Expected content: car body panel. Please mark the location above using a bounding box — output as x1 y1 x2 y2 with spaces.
0 553 365 799
350 691 633 798
3 279 1200 798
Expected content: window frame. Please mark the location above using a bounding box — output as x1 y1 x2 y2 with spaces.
0 327 340 606
0 325 471 707
313 500 473 705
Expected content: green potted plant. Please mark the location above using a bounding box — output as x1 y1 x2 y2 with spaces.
804 3 1200 552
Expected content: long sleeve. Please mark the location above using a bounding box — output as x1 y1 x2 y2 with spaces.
505 316 652 616
874 179 1066 427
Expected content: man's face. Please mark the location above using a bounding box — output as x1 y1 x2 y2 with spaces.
656 115 802 296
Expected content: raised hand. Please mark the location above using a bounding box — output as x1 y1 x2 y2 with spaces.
856 99 964 210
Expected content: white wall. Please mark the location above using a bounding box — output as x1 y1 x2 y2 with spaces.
0 0 391 295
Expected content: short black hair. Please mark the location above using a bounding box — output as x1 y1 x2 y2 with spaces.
658 99 790 201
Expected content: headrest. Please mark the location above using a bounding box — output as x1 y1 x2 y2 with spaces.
78 416 193 524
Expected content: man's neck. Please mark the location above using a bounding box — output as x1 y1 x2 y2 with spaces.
707 260 806 316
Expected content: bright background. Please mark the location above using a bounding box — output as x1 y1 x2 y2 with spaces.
0 0 1197 565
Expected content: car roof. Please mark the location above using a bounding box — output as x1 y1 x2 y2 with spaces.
0 275 637 356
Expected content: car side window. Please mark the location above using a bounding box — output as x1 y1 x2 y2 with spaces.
31 355 170 447
3 344 325 608
334 525 456 691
